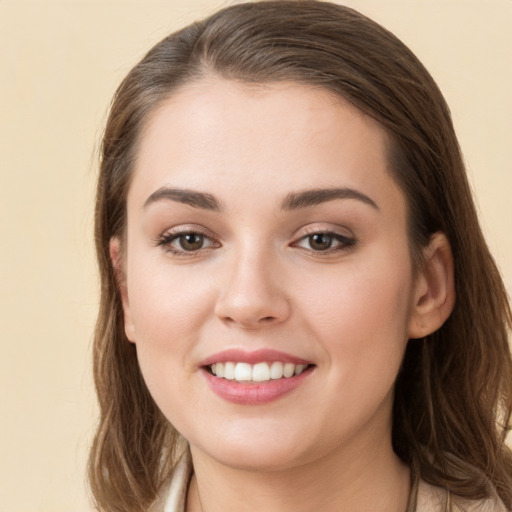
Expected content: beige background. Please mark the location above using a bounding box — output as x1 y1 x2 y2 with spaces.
1 1 511 510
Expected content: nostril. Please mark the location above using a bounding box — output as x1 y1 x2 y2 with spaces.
214 288 291 328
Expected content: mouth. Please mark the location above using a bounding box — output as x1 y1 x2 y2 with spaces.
206 361 312 382
200 350 315 405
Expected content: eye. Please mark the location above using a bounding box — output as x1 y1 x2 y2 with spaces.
307 233 336 251
155 230 219 255
177 233 206 251
293 231 355 253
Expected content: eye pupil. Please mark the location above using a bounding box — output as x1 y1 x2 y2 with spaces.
309 233 333 250
180 233 204 251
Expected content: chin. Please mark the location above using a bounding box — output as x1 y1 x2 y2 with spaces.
210 445 307 473
189 425 314 473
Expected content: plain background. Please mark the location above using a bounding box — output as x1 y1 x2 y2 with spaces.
1 1 511 510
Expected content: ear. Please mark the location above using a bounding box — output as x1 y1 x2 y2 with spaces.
408 232 456 339
109 237 136 343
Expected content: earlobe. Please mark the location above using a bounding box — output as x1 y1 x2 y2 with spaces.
408 232 456 339
109 237 136 343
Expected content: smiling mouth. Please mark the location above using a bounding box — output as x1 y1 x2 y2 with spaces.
207 361 313 382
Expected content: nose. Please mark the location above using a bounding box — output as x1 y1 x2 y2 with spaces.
214 248 291 329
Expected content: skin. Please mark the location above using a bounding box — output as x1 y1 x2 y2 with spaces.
112 77 454 512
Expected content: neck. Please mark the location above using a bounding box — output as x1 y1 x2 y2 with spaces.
186 431 410 512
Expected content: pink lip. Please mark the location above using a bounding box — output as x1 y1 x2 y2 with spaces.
201 366 314 405
199 348 311 367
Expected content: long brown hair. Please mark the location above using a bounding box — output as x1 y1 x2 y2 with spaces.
89 2 512 510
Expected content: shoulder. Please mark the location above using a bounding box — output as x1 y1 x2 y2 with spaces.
416 479 508 512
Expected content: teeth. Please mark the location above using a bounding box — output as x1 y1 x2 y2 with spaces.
234 362 252 381
209 361 309 382
283 363 295 378
270 361 284 379
252 362 270 382
294 364 306 375
224 362 235 380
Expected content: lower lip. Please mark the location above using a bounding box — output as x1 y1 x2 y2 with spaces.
202 367 313 405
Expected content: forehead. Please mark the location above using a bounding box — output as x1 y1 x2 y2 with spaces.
129 77 404 216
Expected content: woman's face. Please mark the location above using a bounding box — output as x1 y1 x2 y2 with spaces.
118 77 422 471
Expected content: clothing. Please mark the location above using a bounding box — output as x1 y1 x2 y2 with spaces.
151 452 508 512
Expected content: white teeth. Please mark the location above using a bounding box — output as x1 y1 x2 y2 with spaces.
270 361 284 379
294 364 306 375
283 363 295 378
252 362 270 382
224 362 235 380
234 362 252 381
209 361 309 382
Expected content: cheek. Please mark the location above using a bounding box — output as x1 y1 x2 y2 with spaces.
298 250 414 370
127 255 214 338
124 264 218 433
124 255 217 390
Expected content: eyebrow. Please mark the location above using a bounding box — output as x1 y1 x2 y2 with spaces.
143 187 222 211
281 188 379 211
143 186 378 212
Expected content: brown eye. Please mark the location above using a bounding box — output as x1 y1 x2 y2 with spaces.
156 229 219 256
293 230 356 254
179 233 205 251
308 233 334 251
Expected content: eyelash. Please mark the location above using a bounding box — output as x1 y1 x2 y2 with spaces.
155 229 219 256
292 231 356 255
155 228 356 257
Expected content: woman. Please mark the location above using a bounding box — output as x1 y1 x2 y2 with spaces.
88 2 512 511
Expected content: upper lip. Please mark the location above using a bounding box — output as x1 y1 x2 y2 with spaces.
199 348 312 367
